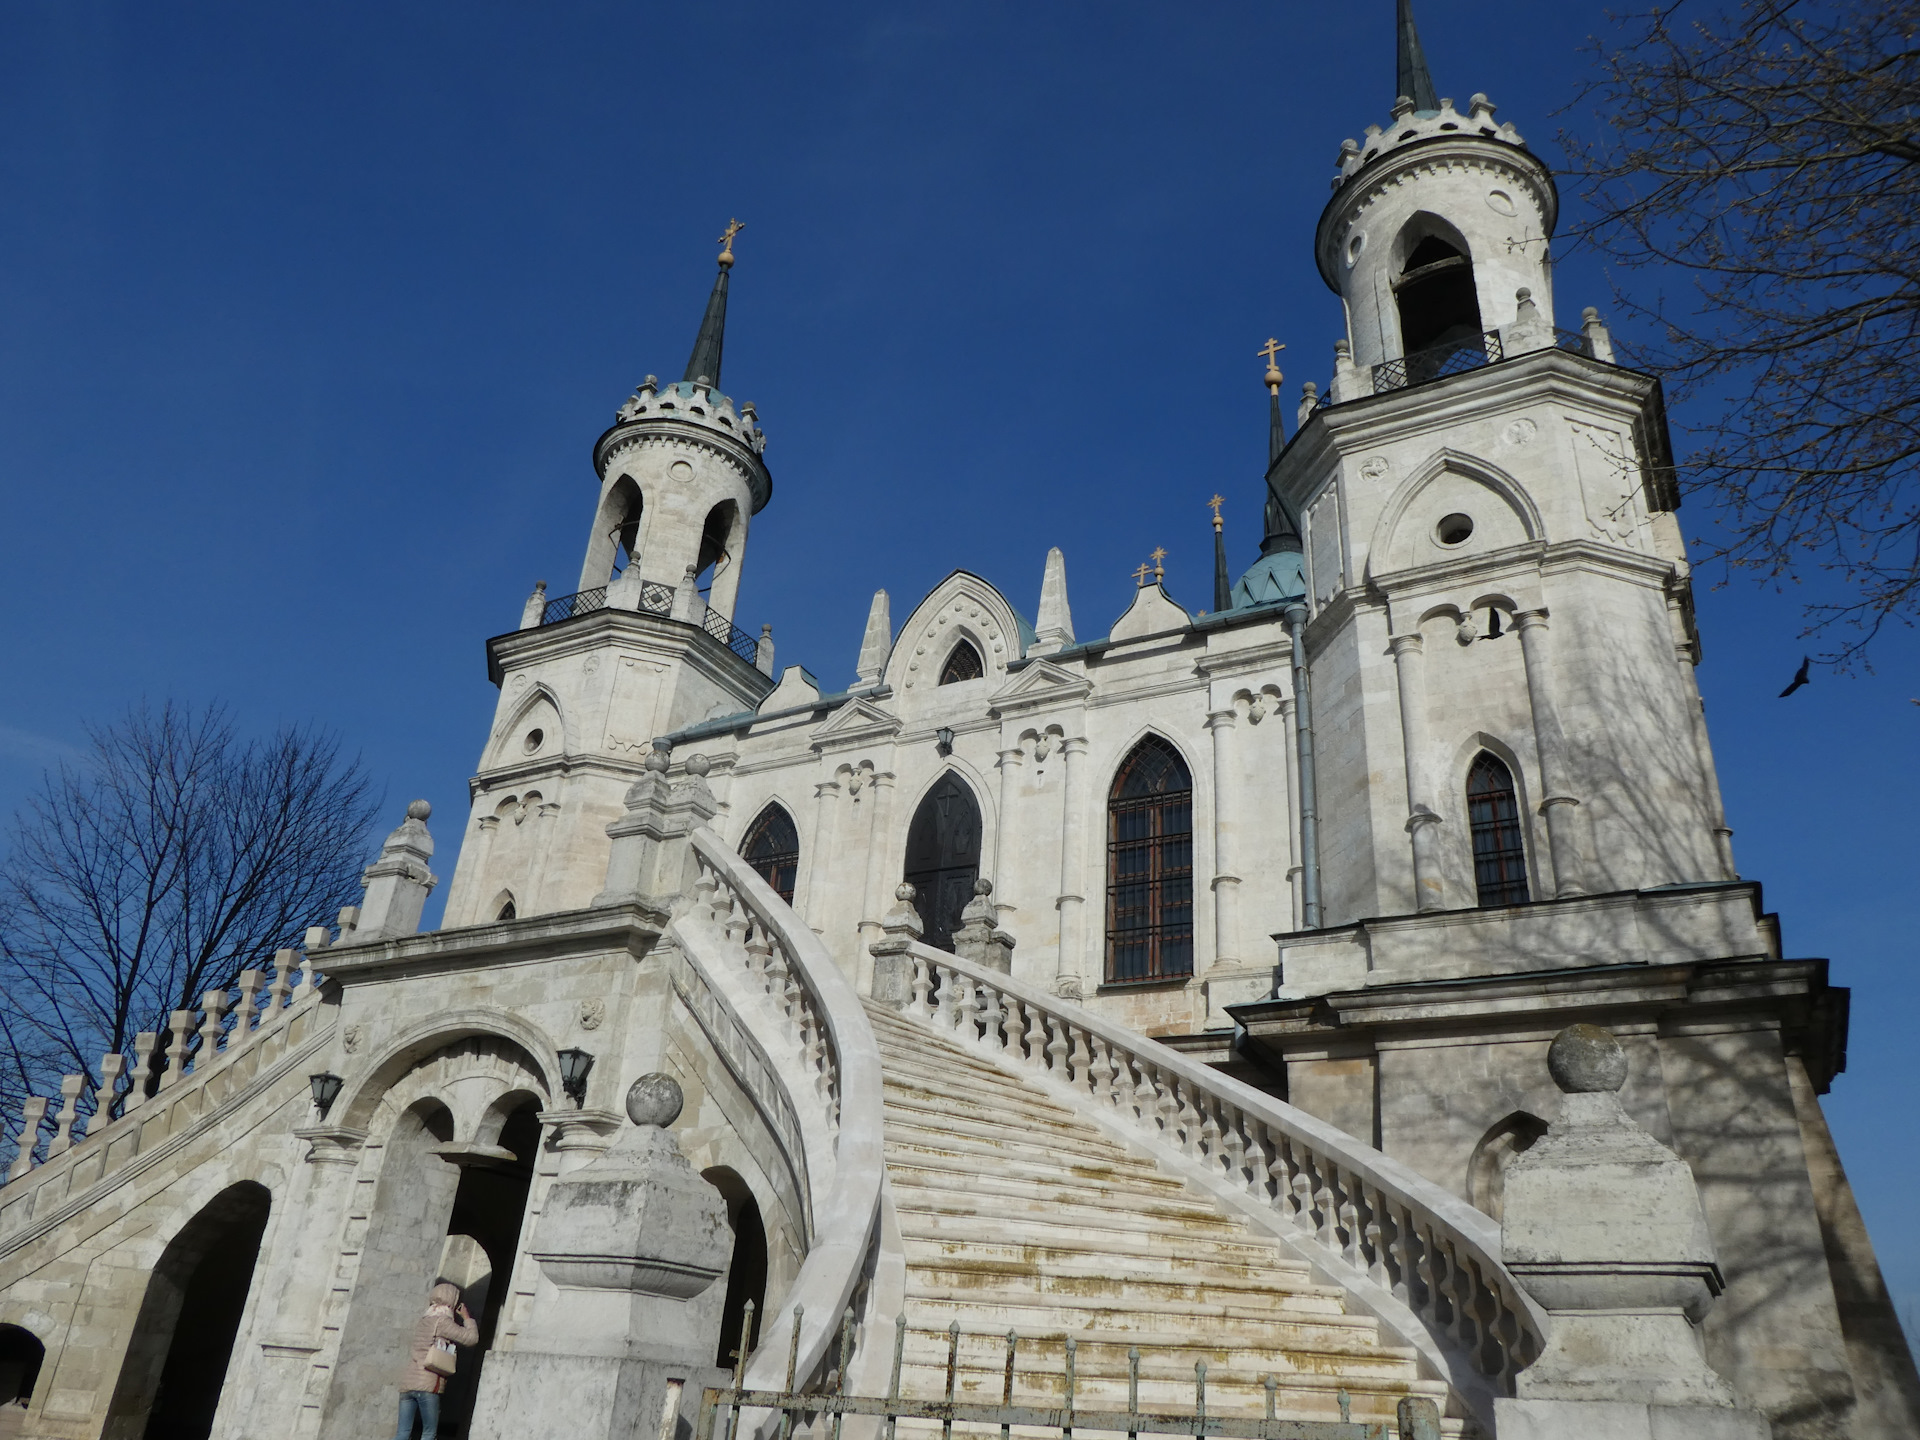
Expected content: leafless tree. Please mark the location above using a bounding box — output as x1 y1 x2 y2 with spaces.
1563 0 1920 664
0 703 378 1150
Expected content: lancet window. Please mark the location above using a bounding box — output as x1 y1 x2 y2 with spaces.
1467 751 1529 907
741 803 800 905
938 641 984 685
1105 735 1194 985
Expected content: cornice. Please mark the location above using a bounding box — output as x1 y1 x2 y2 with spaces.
322 903 669 982
485 607 774 699
592 415 772 514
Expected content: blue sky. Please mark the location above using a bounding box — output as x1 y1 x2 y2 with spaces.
1 1 1914 1345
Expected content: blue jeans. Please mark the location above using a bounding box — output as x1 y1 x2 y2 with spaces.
393 1389 439 1440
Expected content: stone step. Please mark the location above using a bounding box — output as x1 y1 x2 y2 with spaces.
901 1261 1347 1312
881 1127 1176 1187
883 1109 1154 1168
893 1214 1290 1269
899 1292 1382 1347
891 1191 1250 1243
888 1171 1248 1230
882 1152 1194 1200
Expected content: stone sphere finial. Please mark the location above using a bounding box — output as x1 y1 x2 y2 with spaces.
645 748 671 773
407 799 432 821
684 753 711 779
973 878 993 897
895 882 916 903
1548 1024 1628 1094
1516 287 1533 304
626 1073 684 1128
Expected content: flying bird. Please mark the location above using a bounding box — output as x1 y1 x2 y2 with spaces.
1779 657 1811 697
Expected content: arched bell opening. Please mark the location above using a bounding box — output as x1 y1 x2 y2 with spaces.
583 476 644 590
696 500 747 622
104 1181 272 1440
1393 220 1484 373
701 1168 769 1371
902 773 983 953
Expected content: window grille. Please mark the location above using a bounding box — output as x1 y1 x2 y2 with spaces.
1467 752 1530 907
1105 735 1194 984
741 804 800 905
938 641 984 684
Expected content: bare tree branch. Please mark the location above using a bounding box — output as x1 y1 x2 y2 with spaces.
1562 0 1920 665
0 702 379 1151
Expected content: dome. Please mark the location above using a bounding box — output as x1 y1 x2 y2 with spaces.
1230 550 1306 610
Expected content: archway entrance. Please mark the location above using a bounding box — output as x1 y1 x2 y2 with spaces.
702 1169 769 1370
436 1103 540 1440
0 1324 45 1439
105 1181 271 1440
903 773 982 953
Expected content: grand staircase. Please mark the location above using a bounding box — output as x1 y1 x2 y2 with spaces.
868 1003 1454 1431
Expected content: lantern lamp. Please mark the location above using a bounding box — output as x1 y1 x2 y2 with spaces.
308 1072 344 1118
557 1048 595 1106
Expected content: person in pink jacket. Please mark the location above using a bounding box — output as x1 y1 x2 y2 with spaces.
391 1281 478 1440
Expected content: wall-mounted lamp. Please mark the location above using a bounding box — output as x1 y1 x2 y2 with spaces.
935 727 954 756
557 1048 595 1106
308 1072 344 1119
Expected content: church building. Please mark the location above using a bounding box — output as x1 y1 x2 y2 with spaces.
2 9 1913 1440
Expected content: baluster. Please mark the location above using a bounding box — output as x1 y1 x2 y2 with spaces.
955 974 981 1042
199 989 230 1058
1196 1093 1224 1170
1311 1165 1338 1249
782 966 805 1038
6 1098 47 1182
692 863 719 921
979 984 1006 1052
45 1075 84 1158
1388 1201 1417 1305
1022 1002 1048 1073
1290 1169 1315 1232
91 1053 126 1132
1416 1221 1446 1331
294 952 317 998
1254 1122 1283 1207
907 953 932 1018
233 969 263 1041
160 1010 196 1090
1173 1078 1202 1159
931 964 957 1029
1361 1184 1390 1287
724 902 751 951
1336 1175 1362 1269
745 922 774 982
268 948 297 1012
1218 1106 1249 1189
1001 996 1026 1061
1044 1015 1070 1078
1151 1065 1182 1143
1128 1053 1157 1128
125 1032 159 1112
763 942 791 1006
1066 1026 1092 1090
1087 1035 1115 1105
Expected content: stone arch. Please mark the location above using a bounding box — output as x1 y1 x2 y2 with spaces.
702 1167 769 1370
103 1180 271 1440
1366 449 1544 580
740 800 801 905
337 1013 558 1135
696 498 749 621
1103 732 1197 986
583 473 645 588
1441 730 1541 894
1467 1111 1550 1222
488 683 569 767
0 1322 46 1411
902 770 985 952
1390 211 1483 356
885 571 1024 696
490 889 517 922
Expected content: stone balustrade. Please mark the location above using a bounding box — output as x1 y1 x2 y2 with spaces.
0 944 327 1231
680 828 886 1405
881 939 1550 1434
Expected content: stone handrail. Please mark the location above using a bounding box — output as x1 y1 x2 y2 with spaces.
885 940 1548 1432
1 946 329 1236
683 829 887 1399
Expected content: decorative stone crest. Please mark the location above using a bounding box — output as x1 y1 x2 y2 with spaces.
579 998 606 1031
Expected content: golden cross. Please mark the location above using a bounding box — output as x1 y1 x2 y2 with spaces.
1208 494 1225 530
1150 546 1167 579
1131 561 1152 588
717 218 745 265
1259 337 1286 392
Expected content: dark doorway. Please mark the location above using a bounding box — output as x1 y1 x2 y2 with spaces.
437 1103 540 1440
903 773 982 952
0 1323 45 1434
1394 234 1483 361
702 1169 769 1371
106 1182 271 1440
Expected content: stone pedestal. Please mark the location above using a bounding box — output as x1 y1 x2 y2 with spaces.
951 879 1014 974
471 1076 730 1440
355 802 438 941
1496 1025 1772 1439
869 885 924 1007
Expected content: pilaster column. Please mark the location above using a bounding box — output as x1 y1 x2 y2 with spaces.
992 745 1023 910
458 814 502 926
1053 735 1091 999
855 770 897 975
804 777 842 929
262 1127 370 1352
521 798 562 915
1388 633 1445 912
1515 610 1588 896
1280 695 1303 930
1205 709 1241 966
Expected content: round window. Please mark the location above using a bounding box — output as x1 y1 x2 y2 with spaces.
1346 233 1366 265
1435 513 1475 546
669 459 694 482
523 728 544 754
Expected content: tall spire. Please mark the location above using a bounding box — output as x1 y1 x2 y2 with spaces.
1396 0 1440 111
1210 497 1232 613
682 220 743 388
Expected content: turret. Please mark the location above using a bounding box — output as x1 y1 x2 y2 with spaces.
1315 0 1558 373
582 220 771 624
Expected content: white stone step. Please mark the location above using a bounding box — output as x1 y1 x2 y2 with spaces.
902 1256 1344 1309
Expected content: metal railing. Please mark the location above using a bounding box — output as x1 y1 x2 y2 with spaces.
1371 331 1502 394
699 1305 1443 1440
705 606 763 663
882 941 1546 1433
541 586 608 625
1552 327 1594 358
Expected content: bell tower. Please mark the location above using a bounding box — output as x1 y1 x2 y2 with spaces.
440 229 777 928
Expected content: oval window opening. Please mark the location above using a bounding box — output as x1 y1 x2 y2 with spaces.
523 728 544 754
1436 513 1475 546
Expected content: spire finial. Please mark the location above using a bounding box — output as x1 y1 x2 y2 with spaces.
1259 338 1286 394
1396 0 1441 112
683 227 740 388
717 218 744 268
1132 561 1153 588
1211 498 1232 613
1150 547 1167 581
1208 494 1225 532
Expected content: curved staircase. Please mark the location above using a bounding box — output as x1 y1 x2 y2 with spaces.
868 1004 1454 1432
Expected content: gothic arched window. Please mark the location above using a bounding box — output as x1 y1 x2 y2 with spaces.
1467 752 1529 907
903 773 982 952
741 804 800 905
696 501 737 595
1395 231 1483 359
938 641 984 685
1105 736 1194 985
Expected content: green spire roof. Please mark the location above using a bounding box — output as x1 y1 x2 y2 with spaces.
682 263 731 389
1396 0 1440 111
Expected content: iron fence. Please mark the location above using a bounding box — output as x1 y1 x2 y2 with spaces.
1552 328 1594 358
639 580 676 616
1371 331 1502 395
705 606 763 663
696 1306 1441 1440
541 586 608 625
